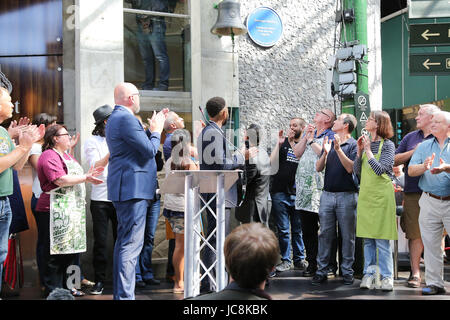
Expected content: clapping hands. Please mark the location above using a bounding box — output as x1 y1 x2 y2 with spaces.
86 165 105 185
322 136 332 155
148 108 169 134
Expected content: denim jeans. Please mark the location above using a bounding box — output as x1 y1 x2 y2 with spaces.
316 191 357 277
91 200 118 283
271 192 305 263
363 238 393 279
0 198 12 295
136 198 160 282
137 20 170 90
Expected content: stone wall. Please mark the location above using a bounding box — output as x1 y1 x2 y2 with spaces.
238 1 337 133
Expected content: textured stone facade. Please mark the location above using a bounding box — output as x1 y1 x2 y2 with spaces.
238 1 337 133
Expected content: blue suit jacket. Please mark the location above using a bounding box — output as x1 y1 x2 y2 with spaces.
105 105 161 202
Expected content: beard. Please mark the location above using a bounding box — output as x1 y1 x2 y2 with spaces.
294 131 301 139
133 104 140 114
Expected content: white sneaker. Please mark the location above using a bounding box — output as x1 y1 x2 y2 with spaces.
360 274 376 289
380 277 394 291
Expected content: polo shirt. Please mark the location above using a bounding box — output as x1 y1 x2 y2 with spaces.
324 137 358 192
395 129 434 193
410 137 450 197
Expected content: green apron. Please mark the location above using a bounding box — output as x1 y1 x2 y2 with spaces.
49 150 87 255
356 139 397 240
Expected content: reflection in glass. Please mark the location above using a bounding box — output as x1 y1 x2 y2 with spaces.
124 0 190 92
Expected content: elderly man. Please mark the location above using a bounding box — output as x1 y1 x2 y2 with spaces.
394 104 440 288
105 82 167 300
293 108 335 277
0 87 44 297
409 110 450 295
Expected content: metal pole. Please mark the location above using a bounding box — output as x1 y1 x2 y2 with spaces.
184 174 194 298
193 186 201 297
216 173 227 291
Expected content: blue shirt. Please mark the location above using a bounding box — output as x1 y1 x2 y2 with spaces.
163 132 173 161
395 129 434 193
324 138 358 192
410 137 450 197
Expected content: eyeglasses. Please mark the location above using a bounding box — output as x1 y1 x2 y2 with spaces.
130 92 141 97
320 111 331 119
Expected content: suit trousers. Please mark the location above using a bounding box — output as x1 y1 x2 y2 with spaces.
112 199 149 300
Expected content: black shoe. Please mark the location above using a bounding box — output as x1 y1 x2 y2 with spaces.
136 281 147 289
422 285 446 295
327 268 338 278
144 278 160 286
342 275 354 285
90 282 104 295
302 268 317 277
311 274 327 285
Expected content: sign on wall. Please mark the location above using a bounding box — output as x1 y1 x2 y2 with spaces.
246 7 283 47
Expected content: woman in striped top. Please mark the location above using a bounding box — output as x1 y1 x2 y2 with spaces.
354 111 397 291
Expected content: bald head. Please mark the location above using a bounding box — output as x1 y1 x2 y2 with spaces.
114 82 140 113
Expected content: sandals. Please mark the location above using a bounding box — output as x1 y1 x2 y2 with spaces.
173 287 184 294
71 288 86 297
407 275 421 288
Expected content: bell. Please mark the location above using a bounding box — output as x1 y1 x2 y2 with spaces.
211 0 247 36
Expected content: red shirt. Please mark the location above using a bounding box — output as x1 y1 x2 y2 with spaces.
36 149 76 212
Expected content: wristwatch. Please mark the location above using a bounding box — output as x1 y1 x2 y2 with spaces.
308 139 315 146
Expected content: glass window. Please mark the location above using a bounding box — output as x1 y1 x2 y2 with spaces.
123 0 190 92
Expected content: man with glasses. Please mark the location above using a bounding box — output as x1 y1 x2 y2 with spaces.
293 108 336 278
106 82 168 300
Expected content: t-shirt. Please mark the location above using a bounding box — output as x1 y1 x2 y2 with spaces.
36 149 76 212
270 138 299 195
395 130 434 193
323 137 358 192
30 143 43 198
162 158 185 212
83 135 110 201
0 127 15 197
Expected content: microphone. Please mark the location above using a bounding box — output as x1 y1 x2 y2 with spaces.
197 106 247 207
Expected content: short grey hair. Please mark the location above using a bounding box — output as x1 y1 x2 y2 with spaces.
435 110 450 125
420 104 441 115
163 111 178 132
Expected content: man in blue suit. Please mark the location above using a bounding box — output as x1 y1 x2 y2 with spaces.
106 82 167 300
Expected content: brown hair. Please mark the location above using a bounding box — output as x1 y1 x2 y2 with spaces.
42 124 67 151
224 223 279 289
371 110 393 139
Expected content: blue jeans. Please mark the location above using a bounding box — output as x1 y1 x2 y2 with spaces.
113 199 149 300
271 192 305 263
136 198 160 282
317 191 357 277
363 238 393 279
0 198 12 295
137 20 170 90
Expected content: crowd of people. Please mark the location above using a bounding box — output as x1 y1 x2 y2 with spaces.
0 82 449 300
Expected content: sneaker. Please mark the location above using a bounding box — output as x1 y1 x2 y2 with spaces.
311 274 327 285
343 274 354 285
136 281 147 289
275 260 292 272
360 274 376 289
294 260 308 271
327 267 338 278
380 277 394 291
422 285 446 295
268 269 277 278
90 282 104 295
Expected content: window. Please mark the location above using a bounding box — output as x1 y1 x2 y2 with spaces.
123 0 191 93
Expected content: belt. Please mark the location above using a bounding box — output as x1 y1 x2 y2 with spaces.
425 192 450 201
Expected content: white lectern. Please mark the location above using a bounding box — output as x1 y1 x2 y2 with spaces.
160 170 241 298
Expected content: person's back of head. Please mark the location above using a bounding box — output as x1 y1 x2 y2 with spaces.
224 223 279 289
170 128 192 170
33 113 57 127
206 97 226 119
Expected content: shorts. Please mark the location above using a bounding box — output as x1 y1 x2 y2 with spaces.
168 215 184 234
400 192 422 240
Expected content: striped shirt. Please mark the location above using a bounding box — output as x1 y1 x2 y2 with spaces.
353 139 395 179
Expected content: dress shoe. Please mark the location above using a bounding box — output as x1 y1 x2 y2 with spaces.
145 278 160 286
136 281 147 289
302 268 317 277
311 274 327 285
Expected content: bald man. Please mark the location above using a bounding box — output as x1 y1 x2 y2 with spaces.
106 82 168 300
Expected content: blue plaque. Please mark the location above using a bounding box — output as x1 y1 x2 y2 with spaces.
246 7 283 47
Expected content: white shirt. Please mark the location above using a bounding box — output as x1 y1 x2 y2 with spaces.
162 158 185 212
83 135 110 201
30 143 43 198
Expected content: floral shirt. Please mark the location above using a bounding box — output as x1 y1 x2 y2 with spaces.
295 129 334 213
